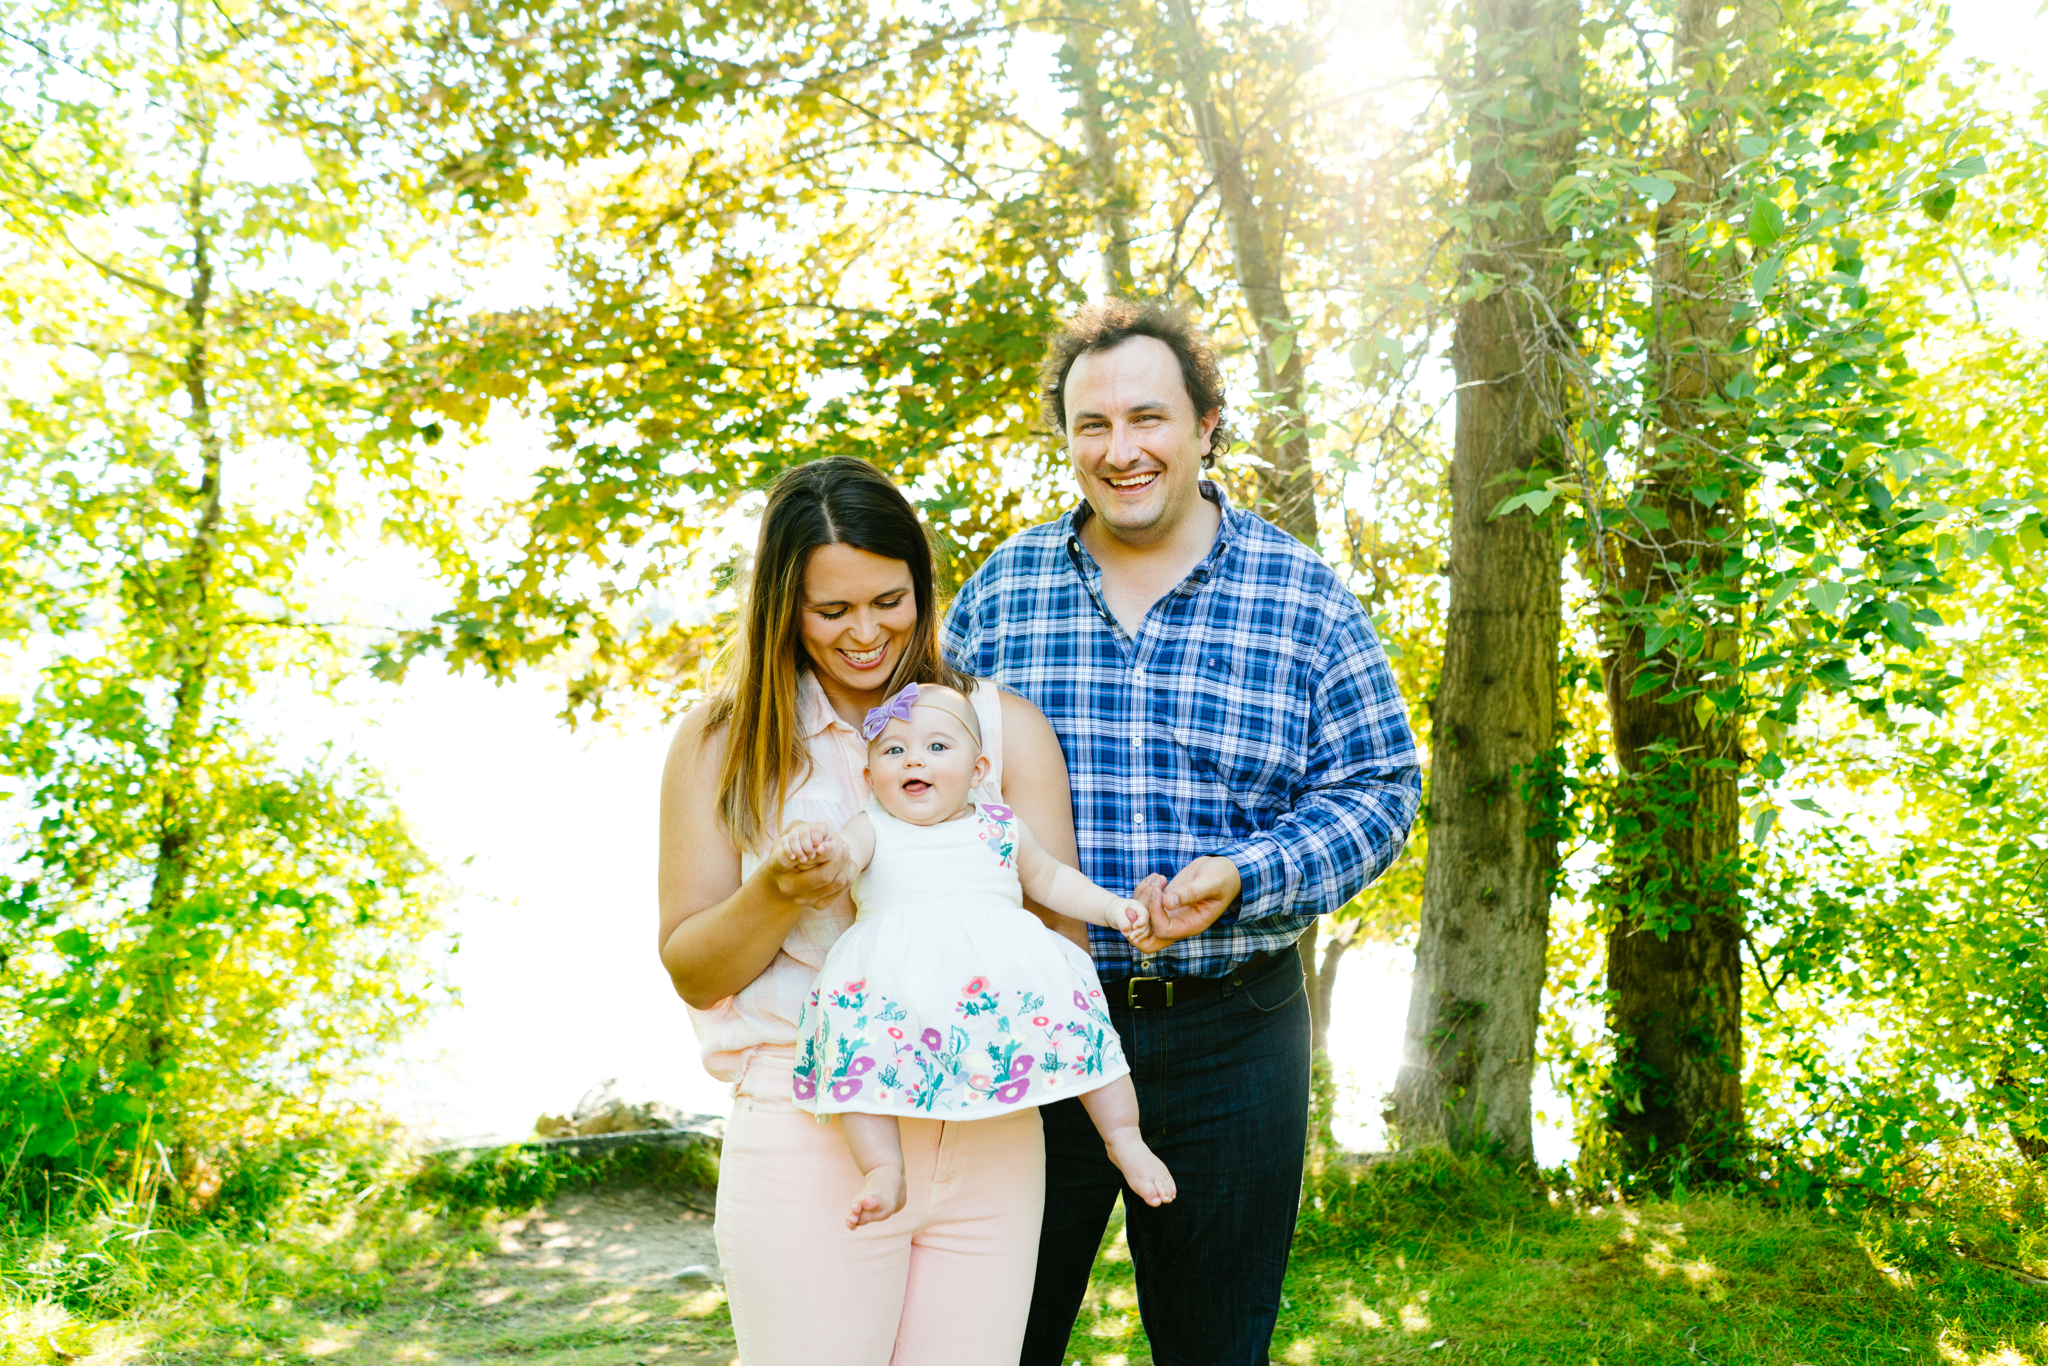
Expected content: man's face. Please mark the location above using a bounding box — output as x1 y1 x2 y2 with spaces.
1063 335 1219 549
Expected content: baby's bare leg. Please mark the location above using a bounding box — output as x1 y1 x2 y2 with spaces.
1079 1076 1176 1206
839 1113 908 1228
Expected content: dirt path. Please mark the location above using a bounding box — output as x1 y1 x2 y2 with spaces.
489 1188 722 1287
140 1189 739 1366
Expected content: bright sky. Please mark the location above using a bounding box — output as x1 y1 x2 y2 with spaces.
347 0 2041 1159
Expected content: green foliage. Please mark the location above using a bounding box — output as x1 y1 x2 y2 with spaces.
0 0 454 1193
1061 1149 2048 1362
411 1140 719 1215
1294 1147 1545 1256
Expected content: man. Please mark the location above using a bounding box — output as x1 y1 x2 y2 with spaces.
943 299 1421 1366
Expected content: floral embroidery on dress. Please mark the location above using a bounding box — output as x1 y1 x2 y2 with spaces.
975 804 1017 867
794 972 1119 1117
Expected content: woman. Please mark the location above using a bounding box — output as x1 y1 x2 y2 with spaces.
657 456 1081 1364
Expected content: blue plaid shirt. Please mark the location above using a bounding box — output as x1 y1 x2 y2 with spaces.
942 483 1421 979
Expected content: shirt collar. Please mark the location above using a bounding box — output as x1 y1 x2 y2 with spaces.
1065 479 1241 575
796 669 851 739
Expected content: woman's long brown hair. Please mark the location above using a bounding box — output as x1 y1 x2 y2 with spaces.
706 457 975 852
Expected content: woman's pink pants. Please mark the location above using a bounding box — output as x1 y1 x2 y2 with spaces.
715 1047 1046 1365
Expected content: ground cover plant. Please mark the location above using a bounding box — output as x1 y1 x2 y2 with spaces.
5 1141 2042 1364
0 1133 734 1365
1061 1149 2048 1365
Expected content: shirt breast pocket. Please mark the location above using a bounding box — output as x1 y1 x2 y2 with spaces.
1168 717 1302 841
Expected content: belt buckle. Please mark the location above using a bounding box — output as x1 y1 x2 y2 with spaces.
1126 975 1173 1010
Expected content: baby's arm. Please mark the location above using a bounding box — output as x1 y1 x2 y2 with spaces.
1010 815 1147 940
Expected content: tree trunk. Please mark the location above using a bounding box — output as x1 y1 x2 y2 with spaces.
1158 0 1316 547
1390 0 1576 1162
1059 11 1135 295
1600 0 1766 1179
1298 915 1357 1160
139 147 225 1078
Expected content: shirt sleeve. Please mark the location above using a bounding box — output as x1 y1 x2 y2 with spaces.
1213 607 1422 923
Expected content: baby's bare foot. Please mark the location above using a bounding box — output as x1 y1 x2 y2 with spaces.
848 1164 907 1229
1105 1129 1176 1207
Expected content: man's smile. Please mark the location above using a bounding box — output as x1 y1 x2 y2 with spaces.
1105 471 1159 490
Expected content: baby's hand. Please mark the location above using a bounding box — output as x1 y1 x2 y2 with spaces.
775 821 839 870
1108 898 1149 942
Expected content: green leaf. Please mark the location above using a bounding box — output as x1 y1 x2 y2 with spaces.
1491 489 1558 519
1746 195 1783 247
1751 254 1783 298
1629 174 1677 205
1789 797 1832 817
1805 581 1847 614
1751 807 1778 844
1937 154 1989 181
1267 330 1294 372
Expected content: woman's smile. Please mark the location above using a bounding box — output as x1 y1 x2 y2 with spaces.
839 643 889 670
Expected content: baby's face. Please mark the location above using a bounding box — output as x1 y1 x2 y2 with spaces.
866 705 988 825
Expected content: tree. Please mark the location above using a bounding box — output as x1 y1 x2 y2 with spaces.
1530 0 2032 1180
1589 0 1772 1174
0 0 447 1192
1390 0 1578 1160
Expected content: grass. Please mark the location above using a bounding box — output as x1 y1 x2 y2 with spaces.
4 1141 2043 1365
1064 1149 2048 1365
3 1251 736 1365
0 1135 734 1366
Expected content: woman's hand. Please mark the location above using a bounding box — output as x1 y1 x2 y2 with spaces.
765 822 856 908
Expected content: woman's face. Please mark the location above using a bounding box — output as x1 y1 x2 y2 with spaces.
798 543 918 701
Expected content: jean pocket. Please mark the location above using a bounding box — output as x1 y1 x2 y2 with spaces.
1238 954 1305 1014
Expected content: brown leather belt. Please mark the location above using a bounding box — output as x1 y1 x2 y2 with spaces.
1106 946 1294 1011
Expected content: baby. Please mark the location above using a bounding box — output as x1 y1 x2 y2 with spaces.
773 681 1176 1227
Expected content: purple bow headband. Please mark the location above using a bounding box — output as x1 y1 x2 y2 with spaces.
862 682 920 742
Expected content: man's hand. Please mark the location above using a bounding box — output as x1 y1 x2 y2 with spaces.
1128 856 1241 955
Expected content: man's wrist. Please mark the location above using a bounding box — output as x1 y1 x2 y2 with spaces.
1211 837 1283 923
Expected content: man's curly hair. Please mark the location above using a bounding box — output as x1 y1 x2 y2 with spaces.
1038 299 1236 468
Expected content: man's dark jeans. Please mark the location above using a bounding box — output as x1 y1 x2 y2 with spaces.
1021 945 1312 1366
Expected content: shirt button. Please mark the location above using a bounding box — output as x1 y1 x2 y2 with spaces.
1130 736 1141 748
1133 814 1145 825
1133 668 1145 682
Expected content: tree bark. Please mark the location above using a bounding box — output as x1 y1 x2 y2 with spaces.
1600 0 1769 1178
1059 12 1135 295
1158 0 1315 547
1390 0 1576 1161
